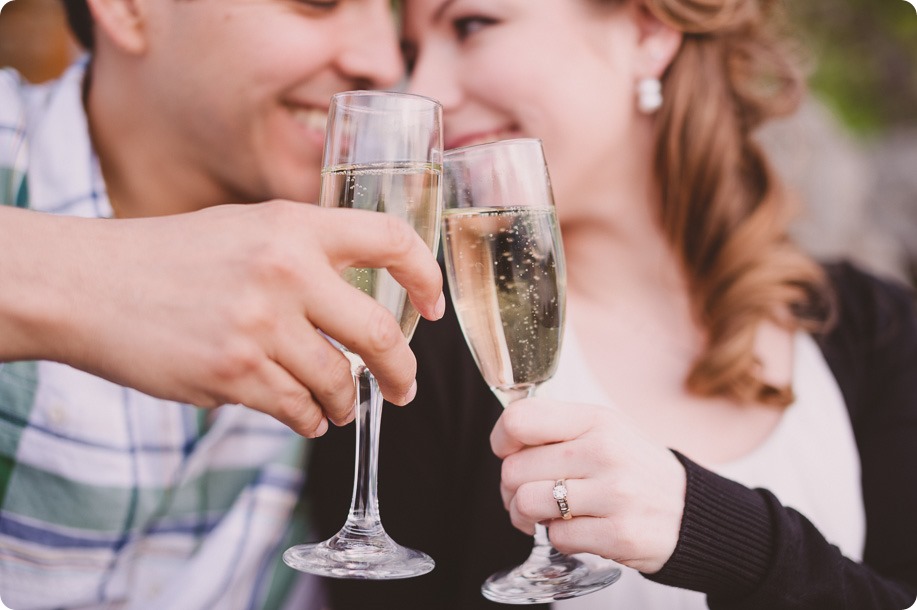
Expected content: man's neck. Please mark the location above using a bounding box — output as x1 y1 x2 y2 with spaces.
85 58 226 218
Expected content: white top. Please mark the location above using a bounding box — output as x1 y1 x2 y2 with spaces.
541 323 866 610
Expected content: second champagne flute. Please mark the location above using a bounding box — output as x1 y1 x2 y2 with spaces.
442 138 621 603
283 90 442 579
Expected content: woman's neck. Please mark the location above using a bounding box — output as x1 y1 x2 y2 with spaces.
560 179 687 310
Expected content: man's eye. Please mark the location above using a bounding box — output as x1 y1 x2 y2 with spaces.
453 16 496 41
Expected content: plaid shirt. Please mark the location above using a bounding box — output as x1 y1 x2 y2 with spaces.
0 61 314 610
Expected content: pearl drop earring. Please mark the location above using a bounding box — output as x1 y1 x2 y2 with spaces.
637 77 663 114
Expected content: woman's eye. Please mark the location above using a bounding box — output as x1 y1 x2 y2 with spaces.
298 0 340 9
453 16 496 41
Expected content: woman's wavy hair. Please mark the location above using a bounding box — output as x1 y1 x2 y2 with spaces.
627 0 834 406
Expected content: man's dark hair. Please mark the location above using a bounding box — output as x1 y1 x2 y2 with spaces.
61 0 94 50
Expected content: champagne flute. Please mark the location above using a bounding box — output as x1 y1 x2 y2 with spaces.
283 90 442 579
441 138 621 603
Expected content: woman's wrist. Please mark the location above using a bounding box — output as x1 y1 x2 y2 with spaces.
644 451 775 597
630 446 688 574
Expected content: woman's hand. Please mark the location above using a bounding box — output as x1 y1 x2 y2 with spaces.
490 398 687 574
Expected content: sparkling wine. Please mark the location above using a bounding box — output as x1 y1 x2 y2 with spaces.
321 163 442 347
443 206 566 405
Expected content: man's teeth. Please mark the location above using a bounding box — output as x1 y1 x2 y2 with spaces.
292 108 328 133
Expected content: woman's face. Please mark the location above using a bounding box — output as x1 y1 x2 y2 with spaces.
403 0 653 216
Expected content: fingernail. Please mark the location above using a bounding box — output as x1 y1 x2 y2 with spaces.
404 379 418 404
330 408 355 427
310 417 329 438
434 293 446 319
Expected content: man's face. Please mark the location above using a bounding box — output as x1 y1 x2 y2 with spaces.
137 0 404 205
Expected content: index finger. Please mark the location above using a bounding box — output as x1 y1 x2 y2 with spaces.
316 208 445 321
490 398 595 459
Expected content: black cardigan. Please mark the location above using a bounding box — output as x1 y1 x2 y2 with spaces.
306 262 917 609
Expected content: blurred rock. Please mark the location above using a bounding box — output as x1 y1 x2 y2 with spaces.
758 97 914 285
870 129 917 281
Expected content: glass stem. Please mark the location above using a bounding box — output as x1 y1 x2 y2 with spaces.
532 524 564 561
343 364 384 535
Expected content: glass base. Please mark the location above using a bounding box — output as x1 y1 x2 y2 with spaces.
283 528 434 580
481 552 621 604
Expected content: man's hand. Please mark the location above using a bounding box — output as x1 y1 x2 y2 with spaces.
0 202 444 437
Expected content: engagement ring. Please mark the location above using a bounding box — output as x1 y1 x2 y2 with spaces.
553 479 572 520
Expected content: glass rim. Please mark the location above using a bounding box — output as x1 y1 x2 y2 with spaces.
444 137 544 158
330 89 443 112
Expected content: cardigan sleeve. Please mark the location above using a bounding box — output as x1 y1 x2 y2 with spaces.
647 262 917 610
647 452 916 609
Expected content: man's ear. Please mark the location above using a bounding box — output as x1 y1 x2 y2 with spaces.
633 2 682 79
85 0 148 54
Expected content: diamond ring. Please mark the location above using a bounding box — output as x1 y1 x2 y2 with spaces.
553 479 572 520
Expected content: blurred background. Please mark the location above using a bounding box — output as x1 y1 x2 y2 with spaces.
1 0 916 286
